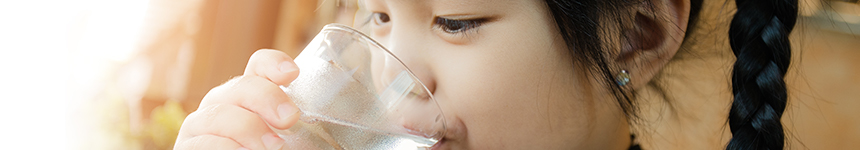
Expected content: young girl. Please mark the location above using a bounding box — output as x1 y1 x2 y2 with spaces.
174 0 797 149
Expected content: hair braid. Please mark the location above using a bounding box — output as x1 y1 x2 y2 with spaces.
726 0 797 149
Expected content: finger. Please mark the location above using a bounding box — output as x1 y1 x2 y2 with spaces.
181 104 285 150
245 49 300 86
174 134 244 150
202 75 301 129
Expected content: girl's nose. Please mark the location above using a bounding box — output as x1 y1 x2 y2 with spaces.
381 25 437 95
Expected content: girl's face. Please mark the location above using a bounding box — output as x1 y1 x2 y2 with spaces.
364 0 630 149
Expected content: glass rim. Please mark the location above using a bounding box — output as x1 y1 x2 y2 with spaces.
320 23 447 139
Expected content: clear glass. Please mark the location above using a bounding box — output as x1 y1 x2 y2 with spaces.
273 24 446 150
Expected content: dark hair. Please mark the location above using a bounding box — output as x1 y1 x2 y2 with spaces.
543 0 797 149
726 0 797 149
543 0 641 120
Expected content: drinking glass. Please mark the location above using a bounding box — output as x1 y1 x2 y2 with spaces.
273 24 446 150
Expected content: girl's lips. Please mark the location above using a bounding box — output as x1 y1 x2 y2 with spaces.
398 120 446 149
429 116 466 150
409 116 464 150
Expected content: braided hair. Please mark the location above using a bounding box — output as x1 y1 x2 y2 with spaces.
542 0 798 148
727 0 797 149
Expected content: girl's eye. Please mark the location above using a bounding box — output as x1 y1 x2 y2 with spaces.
434 17 486 34
372 12 391 25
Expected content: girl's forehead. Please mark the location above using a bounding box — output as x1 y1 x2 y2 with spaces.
369 0 511 9
367 0 528 15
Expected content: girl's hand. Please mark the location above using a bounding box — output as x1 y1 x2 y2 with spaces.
175 49 301 150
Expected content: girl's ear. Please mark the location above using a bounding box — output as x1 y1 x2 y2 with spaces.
615 0 690 90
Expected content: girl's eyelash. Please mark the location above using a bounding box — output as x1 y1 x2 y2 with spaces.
361 12 389 28
363 12 487 37
434 17 487 35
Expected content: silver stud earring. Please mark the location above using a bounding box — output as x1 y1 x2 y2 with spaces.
616 70 630 86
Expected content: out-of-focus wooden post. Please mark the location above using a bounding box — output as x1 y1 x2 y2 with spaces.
273 0 359 58
179 0 282 112
273 0 320 57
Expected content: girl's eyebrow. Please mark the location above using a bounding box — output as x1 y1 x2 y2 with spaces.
431 0 508 14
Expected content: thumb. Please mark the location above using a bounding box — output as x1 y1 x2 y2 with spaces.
244 49 300 86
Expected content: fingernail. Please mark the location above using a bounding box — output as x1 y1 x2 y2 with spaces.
236 147 250 150
279 61 298 73
277 103 299 121
262 133 285 150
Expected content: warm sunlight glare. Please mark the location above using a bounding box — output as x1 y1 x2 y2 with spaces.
0 0 150 149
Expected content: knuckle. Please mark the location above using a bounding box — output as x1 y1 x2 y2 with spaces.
198 104 231 119
221 75 247 89
210 104 260 124
177 135 239 150
187 104 233 126
199 76 245 106
184 104 263 133
201 86 227 103
230 75 257 88
234 76 280 94
236 75 266 85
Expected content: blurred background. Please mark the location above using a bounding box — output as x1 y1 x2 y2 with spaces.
0 0 360 149
0 0 856 149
